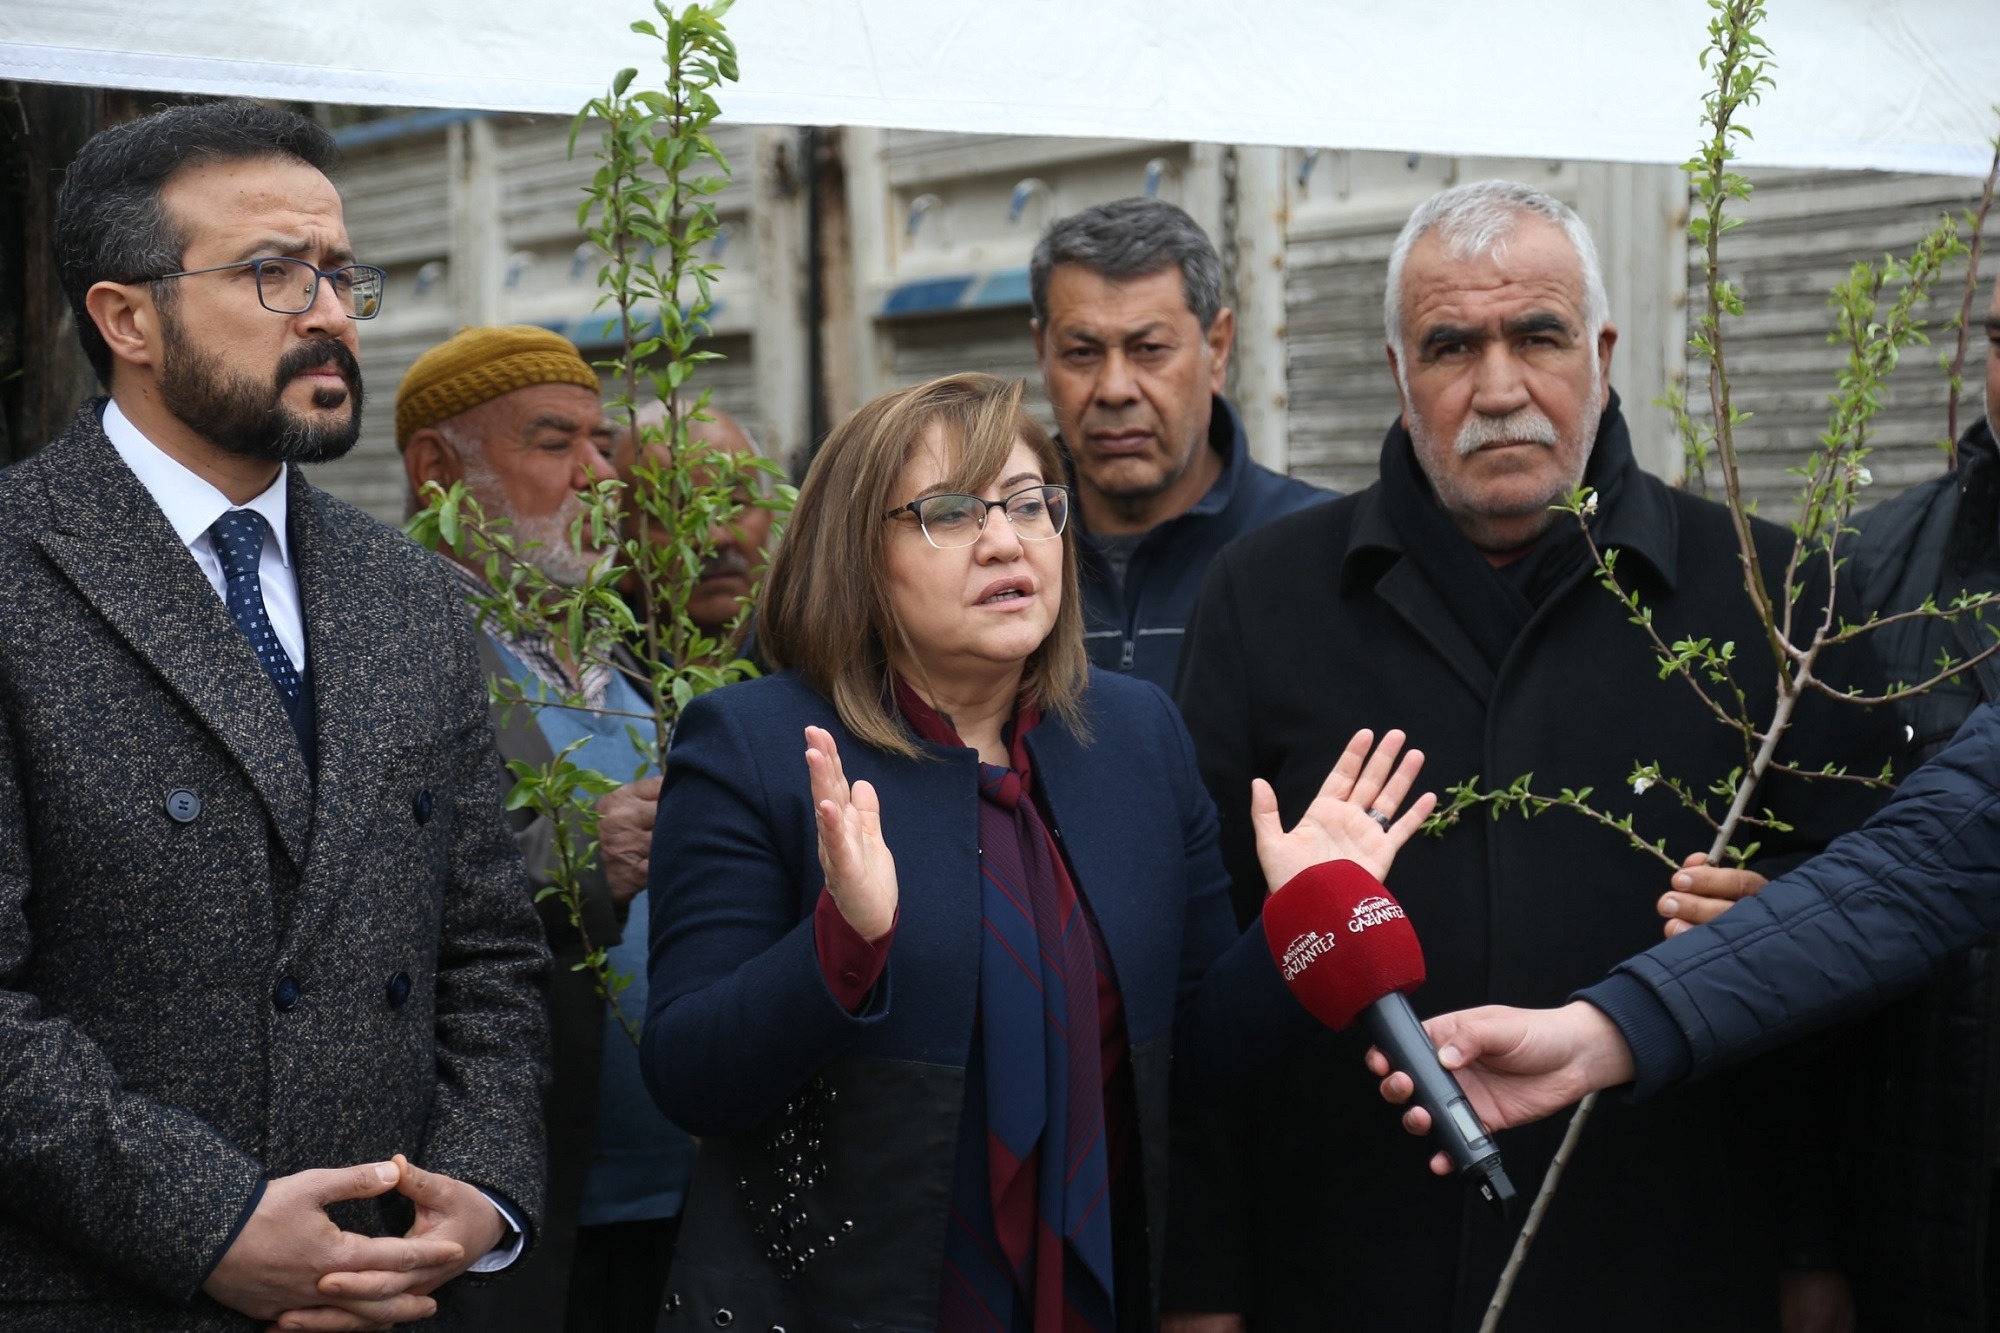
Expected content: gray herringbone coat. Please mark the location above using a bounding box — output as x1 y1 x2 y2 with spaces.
0 404 551 1330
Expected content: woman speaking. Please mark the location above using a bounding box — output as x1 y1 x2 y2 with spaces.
641 374 1431 1332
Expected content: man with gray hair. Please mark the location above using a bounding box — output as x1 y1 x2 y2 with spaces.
1030 197 1330 693
1166 180 1892 1330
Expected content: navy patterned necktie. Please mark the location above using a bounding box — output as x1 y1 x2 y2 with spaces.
208 510 302 701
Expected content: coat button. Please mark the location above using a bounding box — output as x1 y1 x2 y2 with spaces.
386 971 412 1008
712 1310 733 1328
413 789 434 824
165 789 202 823
273 977 301 1011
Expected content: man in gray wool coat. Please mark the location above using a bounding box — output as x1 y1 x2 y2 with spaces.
0 101 551 1330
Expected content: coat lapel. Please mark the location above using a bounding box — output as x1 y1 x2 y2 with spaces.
1341 492 1496 704
280 476 419 957
36 414 314 867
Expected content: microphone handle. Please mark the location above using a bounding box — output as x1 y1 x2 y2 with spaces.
1364 990 1518 1218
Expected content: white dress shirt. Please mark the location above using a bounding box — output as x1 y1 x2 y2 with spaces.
103 400 306 676
103 399 526 1271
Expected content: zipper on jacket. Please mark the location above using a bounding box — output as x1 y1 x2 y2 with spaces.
1120 637 1135 670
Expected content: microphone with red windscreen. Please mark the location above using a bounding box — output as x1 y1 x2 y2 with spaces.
1264 858 1517 1216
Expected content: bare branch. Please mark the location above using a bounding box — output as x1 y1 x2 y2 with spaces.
1806 638 2000 707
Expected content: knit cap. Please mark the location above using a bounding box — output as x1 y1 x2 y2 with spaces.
395 325 601 450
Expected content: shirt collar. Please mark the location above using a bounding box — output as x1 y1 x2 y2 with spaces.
103 398 292 568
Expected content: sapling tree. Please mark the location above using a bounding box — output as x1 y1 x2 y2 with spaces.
1416 3 2000 1325
408 0 791 1044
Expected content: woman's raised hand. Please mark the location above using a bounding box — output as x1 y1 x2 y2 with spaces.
1251 728 1435 892
805 727 899 942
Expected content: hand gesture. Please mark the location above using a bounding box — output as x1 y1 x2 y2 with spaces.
805 726 897 942
283 1155 503 1331
1368 1001 1636 1175
1658 852 1767 939
1252 728 1435 891
200 1161 463 1329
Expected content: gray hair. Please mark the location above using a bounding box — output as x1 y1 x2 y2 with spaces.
1030 197 1224 331
1383 180 1610 353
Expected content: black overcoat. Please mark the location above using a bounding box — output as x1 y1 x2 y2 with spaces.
1170 404 1897 1330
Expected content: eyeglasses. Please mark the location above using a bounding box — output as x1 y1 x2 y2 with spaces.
884 483 1071 550
123 256 386 319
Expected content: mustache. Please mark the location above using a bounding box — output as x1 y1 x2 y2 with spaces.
1454 406 1560 457
701 547 754 579
276 339 363 396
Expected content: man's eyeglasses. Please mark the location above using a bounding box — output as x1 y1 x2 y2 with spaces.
122 257 386 320
884 484 1071 550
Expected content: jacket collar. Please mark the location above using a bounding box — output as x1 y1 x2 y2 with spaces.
1184 394 1251 519
1063 394 1250 541
35 401 314 868
1341 391 1678 598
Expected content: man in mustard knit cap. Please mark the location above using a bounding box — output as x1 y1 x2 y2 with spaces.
400 327 689 1333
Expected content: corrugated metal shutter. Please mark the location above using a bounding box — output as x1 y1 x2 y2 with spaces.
319 128 455 522
1283 220 1404 492
864 130 1211 436
338 131 453 266
315 114 767 522
1688 168 1996 515
883 311 1046 426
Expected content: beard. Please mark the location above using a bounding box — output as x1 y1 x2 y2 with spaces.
508 499 605 587
158 319 364 466
455 449 606 588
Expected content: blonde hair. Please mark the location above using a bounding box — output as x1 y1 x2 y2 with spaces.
759 374 1089 758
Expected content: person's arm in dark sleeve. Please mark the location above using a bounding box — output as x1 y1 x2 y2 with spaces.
1585 699 2000 1093
640 696 891 1138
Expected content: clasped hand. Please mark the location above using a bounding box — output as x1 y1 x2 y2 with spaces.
203 1154 503 1332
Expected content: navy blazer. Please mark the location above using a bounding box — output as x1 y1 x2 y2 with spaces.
640 667 1309 1331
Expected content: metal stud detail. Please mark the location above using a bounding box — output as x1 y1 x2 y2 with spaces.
733 1075 836 1282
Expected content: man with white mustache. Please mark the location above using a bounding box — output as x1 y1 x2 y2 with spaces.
1163 180 1893 1332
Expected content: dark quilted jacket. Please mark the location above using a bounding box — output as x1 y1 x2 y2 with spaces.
1841 417 2000 1332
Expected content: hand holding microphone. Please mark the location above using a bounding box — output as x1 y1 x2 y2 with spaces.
1264 857 1518 1217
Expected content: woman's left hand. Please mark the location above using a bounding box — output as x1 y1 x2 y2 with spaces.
1251 728 1434 891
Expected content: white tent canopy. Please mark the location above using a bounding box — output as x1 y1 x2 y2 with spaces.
2 0 1994 176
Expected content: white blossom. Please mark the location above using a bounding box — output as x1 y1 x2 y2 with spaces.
1581 489 1600 516
1632 775 1655 795
1853 466 1873 488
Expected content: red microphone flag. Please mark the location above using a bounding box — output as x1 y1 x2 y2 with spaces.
1262 859 1426 1031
